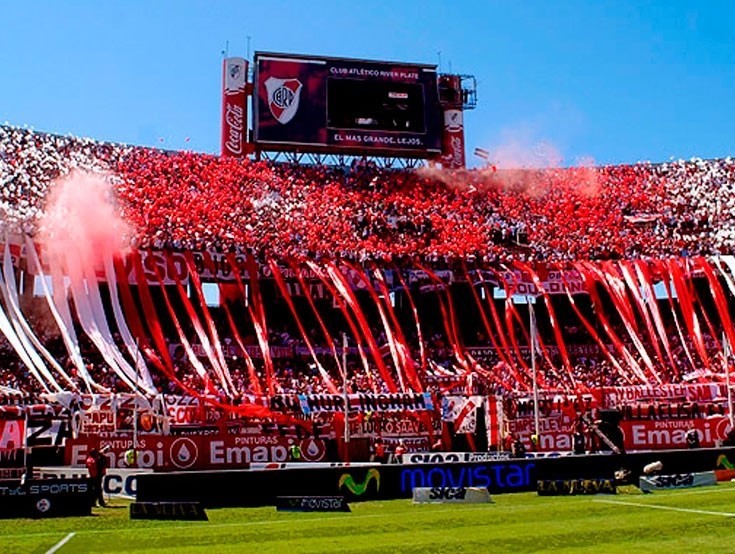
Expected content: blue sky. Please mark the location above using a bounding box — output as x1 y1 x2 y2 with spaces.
1 1 733 166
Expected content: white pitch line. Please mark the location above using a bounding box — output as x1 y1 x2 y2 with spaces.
655 486 735 497
45 532 76 554
2 504 493 541
595 499 735 518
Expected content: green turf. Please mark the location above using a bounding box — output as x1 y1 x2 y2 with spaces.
2 484 735 553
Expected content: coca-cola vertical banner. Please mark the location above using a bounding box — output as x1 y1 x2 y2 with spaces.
221 57 249 157
440 107 466 169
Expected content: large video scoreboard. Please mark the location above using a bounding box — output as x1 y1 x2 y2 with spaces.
253 52 442 158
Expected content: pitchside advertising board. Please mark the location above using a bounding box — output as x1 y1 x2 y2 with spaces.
0 479 94 518
64 435 329 470
254 52 442 157
136 448 735 508
37 467 151 498
639 471 716 492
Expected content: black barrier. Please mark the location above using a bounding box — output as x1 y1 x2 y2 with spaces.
137 465 383 508
537 478 616 496
136 447 735 508
130 502 208 520
276 496 350 512
0 478 94 518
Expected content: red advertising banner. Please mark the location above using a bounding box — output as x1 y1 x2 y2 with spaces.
621 416 731 450
221 57 249 158
440 108 465 169
506 415 732 453
65 434 328 470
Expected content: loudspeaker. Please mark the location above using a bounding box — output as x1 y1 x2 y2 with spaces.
598 409 621 426
597 409 624 453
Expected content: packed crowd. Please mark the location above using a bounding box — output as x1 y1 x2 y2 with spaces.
2 125 735 262
1 125 735 404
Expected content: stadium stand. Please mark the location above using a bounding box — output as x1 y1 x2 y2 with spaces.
1 125 735 455
3 126 735 261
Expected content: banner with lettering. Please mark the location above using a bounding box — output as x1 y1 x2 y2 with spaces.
27 247 394 292
292 393 434 415
493 268 586 296
0 420 25 451
604 384 724 405
65 434 328 470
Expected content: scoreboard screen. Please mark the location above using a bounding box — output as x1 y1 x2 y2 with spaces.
253 52 442 157
328 79 426 133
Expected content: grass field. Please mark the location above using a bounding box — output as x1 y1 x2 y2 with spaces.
3 484 735 553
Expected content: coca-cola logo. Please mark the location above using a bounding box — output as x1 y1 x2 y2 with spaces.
450 136 463 165
442 135 464 169
224 103 244 155
225 103 244 131
169 438 198 469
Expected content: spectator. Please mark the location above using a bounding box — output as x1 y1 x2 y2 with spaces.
4 126 735 263
393 439 407 462
511 437 526 458
371 438 388 463
685 428 700 449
